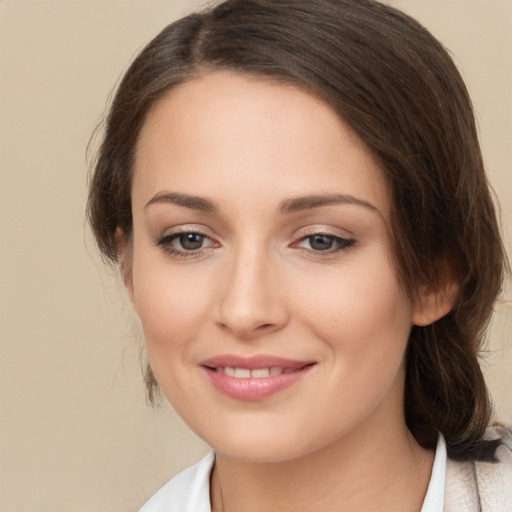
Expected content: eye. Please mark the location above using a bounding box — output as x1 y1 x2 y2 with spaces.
308 234 336 251
176 232 206 251
154 230 218 258
295 233 355 253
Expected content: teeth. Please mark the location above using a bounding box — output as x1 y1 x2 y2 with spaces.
218 367 291 378
251 368 270 378
234 368 251 378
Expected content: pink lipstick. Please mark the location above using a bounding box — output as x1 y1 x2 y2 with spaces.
200 354 316 401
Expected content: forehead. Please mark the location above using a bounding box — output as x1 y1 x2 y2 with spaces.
133 71 390 218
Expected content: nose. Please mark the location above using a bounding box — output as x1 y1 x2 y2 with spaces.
215 246 289 340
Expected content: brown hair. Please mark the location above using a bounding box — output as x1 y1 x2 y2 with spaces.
87 0 508 461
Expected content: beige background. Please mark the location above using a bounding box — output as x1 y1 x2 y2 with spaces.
0 1 510 510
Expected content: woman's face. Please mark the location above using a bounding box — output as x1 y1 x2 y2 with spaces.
129 72 424 462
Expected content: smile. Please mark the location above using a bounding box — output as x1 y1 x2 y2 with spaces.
200 355 316 401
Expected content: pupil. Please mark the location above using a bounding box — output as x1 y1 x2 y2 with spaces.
180 233 204 250
310 235 333 251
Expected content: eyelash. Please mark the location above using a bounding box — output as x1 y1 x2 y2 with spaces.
154 231 356 259
293 233 356 255
154 230 215 259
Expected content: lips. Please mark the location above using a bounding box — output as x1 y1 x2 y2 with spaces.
200 355 316 401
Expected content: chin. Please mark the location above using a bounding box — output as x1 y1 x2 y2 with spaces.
214 438 310 464
193 415 323 464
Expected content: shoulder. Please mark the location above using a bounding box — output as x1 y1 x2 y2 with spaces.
139 452 214 512
445 425 512 512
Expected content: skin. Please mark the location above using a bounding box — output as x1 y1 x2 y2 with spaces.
126 72 453 511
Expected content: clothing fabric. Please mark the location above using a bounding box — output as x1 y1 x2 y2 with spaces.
139 428 512 512
421 434 447 511
444 425 512 511
140 452 213 512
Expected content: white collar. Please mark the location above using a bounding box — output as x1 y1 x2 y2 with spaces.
420 434 447 512
139 452 213 512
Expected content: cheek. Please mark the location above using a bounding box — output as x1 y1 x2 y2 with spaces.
284 258 412 442
294 251 413 366
131 253 213 358
131 259 216 409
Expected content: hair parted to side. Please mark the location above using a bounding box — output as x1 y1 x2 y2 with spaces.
87 0 508 461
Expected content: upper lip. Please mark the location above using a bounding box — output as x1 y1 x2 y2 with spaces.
200 354 316 370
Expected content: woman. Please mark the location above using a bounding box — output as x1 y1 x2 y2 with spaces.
87 0 511 510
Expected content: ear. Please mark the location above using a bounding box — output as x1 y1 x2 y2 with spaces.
115 227 137 312
412 279 459 327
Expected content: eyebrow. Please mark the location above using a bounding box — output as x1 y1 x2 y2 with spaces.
145 191 380 216
145 191 219 212
278 194 380 215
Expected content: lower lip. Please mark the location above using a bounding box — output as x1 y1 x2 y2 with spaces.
202 366 315 401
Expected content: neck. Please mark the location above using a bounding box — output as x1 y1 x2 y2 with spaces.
210 420 434 512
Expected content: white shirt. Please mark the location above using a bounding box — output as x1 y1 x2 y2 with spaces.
140 436 447 512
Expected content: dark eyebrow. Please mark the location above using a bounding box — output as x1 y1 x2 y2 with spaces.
145 191 219 212
145 191 380 216
278 194 380 215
